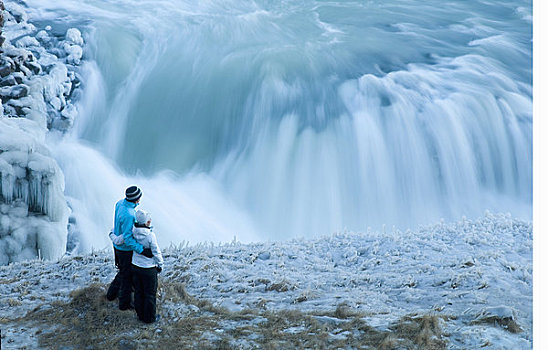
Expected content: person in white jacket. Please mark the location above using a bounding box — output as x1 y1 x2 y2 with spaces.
131 209 164 323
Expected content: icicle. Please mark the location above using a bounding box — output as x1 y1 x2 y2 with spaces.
0 158 15 203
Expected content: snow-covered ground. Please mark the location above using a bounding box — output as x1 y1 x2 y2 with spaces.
0 213 532 349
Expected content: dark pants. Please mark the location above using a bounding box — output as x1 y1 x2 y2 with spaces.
107 248 134 310
132 265 158 323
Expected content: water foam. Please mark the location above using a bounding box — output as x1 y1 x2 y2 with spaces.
22 0 532 248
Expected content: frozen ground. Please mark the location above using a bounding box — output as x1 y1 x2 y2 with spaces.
0 213 532 349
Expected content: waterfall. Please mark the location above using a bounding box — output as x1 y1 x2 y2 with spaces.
23 0 532 248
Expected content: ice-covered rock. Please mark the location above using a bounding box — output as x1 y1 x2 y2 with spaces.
24 60 41 74
15 35 39 48
63 28 84 65
35 30 49 42
65 28 83 46
64 42 82 65
0 63 12 77
0 1 6 47
5 2 27 24
0 2 85 263
0 118 69 263
0 83 28 99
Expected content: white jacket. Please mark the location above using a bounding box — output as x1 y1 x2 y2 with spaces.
131 225 164 269
109 229 124 246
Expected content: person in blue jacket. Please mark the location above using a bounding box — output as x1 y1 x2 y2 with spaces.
106 186 153 310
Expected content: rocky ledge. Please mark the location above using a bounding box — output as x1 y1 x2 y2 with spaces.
0 0 84 264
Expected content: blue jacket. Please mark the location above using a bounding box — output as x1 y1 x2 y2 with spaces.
113 199 144 253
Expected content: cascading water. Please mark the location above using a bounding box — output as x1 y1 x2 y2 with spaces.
24 0 532 250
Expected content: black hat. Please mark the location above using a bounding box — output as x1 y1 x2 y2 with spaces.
125 186 142 202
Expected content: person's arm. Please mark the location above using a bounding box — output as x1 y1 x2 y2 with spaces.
121 216 143 253
109 229 124 245
150 233 163 269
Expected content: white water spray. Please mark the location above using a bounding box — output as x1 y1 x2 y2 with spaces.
22 0 531 249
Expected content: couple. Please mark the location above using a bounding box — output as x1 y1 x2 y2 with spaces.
106 186 164 324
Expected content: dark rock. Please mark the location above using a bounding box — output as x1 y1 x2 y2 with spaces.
41 63 57 74
8 51 33 66
0 84 29 99
10 10 24 23
18 64 32 77
0 1 4 38
6 101 26 116
12 72 24 84
0 62 12 77
0 75 16 86
24 60 41 74
0 57 14 77
2 104 16 116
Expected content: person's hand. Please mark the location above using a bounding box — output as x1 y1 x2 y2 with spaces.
141 248 153 258
156 266 162 273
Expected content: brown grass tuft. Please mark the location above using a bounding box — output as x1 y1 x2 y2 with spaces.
13 283 449 349
158 279 194 304
471 314 523 334
333 303 361 319
391 314 447 349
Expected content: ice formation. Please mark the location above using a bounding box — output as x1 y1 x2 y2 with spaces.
0 1 83 263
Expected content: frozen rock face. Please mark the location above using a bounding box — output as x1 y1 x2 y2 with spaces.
0 1 83 263
0 1 5 47
1 2 82 132
0 118 68 264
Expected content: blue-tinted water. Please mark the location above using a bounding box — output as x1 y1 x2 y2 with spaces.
24 0 532 246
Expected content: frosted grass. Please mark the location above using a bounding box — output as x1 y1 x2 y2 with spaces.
0 213 533 348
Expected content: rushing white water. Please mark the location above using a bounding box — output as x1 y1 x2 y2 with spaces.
23 0 532 249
